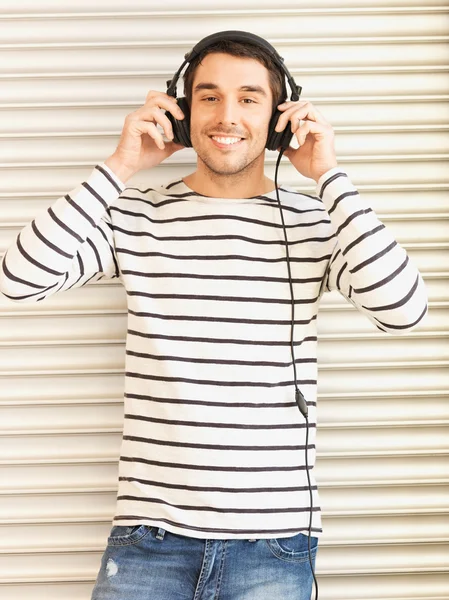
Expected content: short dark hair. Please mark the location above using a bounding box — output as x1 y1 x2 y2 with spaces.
182 39 287 113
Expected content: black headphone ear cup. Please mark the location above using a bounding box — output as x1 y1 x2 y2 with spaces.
166 97 192 147
266 108 294 151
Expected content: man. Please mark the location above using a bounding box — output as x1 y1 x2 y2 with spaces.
0 33 427 600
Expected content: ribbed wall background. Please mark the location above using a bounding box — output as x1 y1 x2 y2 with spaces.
0 1 448 599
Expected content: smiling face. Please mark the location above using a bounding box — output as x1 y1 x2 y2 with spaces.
189 52 273 178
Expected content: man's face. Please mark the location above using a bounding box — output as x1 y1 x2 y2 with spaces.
189 53 273 176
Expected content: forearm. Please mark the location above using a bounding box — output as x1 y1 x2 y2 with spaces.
0 163 125 302
317 167 428 332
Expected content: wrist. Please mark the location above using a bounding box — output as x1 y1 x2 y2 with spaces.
313 162 339 184
104 155 135 184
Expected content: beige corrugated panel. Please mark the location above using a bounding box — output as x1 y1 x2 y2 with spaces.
0 1 448 598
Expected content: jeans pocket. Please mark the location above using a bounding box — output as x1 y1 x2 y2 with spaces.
107 524 151 547
265 532 318 563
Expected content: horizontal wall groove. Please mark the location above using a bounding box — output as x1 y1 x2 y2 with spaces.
346 597 449 600
405 242 449 248
314 567 449 576
0 65 448 81
0 576 96 585
0 449 447 467
0 487 116 496
1 360 447 378
0 568 447 586
1 95 447 110
0 390 447 407
0 428 122 436
0 300 445 318
0 513 447 526
319 449 449 459
323 478 449 488
324 511 449 520
318 420 449 429
1 7 449 19
0 271 443 284
321 391 449 401
0 479 446 497
0 535 447 553
2 227 441 242
0 153 447 170
0 330 446 348
0 368 124 378
1 35 448 50
2 419 448 436
0 458 118 466
0 516 117 525
2 124 449 140
318 331 448 340
0 545 109 555
0 398 123 407
375 213 449 220
0 339 125 348
0 309 125 317
2 183 449 200
323 360 449 371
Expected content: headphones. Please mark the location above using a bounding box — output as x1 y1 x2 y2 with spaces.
164 30 302 151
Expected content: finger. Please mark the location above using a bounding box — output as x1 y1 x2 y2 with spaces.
134 120 166 150
294 102 328 125
150 107 177 141
136 104 184 141
137 96 185 124
145 90 178 107
276 101 328 132
274 102 307 132
295 120 333 146
277 108 331 140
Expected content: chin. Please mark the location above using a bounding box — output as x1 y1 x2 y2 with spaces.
196 149 265 178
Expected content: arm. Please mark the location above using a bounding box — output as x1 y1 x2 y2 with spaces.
276 100 427 332
0 89 186 304
317 167 428 333
0 163 126 303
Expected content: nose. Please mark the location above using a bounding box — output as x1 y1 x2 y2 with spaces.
216 97 238 126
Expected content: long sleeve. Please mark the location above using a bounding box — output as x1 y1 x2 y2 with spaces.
317 167 428 333
0 163 126 303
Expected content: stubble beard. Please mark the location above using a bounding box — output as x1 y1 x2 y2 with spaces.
192 132 266 181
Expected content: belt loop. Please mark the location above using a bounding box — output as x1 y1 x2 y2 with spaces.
155 527 166 540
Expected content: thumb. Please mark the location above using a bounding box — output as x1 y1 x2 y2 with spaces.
279 145 294 158
163 140 185 157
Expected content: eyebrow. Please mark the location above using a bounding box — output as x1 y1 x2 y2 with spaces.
193 83 268 97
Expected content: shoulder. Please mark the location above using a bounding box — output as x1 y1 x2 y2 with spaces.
275 183 324 212
111 178 189 211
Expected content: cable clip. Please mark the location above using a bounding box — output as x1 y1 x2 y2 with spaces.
295 389 308 418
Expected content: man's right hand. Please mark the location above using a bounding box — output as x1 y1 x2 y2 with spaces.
104 90 186 183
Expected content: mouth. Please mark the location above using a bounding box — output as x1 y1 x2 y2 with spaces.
209 135 245 149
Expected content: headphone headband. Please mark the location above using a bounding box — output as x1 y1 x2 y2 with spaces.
186 30 282 63
166 30 301 102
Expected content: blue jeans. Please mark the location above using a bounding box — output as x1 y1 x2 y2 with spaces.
91 524 318 600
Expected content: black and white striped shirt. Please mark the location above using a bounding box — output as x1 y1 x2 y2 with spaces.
0 164 428 539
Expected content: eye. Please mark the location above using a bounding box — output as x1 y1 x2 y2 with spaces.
242 98 256 104
203 96 218 102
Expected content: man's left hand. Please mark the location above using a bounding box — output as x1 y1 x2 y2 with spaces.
275 100 338 183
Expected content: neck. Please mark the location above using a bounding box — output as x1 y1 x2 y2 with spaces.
183 160 276 199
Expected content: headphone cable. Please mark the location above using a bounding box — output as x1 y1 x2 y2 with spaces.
274 148 319 600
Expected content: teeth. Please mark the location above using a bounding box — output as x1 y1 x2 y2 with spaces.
212 136 242 145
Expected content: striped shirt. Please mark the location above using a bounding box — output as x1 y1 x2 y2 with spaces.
0 163 428 540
